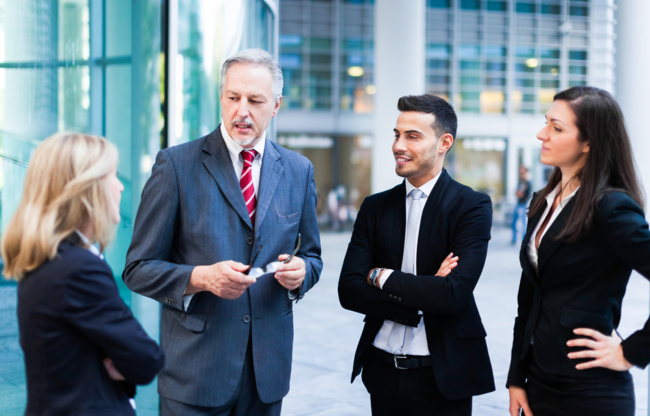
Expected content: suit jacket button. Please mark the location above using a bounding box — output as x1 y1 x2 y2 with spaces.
243 315 251 323
246 237 254 245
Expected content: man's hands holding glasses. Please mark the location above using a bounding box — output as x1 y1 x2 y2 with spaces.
187 234 304 299
247 234 305 291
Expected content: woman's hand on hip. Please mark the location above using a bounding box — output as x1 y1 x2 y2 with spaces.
567 328 633 371
509 386 533 416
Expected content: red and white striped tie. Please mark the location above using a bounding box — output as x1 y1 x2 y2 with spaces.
240 149 258 226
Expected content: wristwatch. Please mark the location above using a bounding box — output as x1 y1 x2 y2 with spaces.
369 268 385 288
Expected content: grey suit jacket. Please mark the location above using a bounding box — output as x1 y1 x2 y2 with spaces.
123 126 322 406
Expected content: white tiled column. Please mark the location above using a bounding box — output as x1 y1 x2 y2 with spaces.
371 0 426 193
616 1 650 414
617 0 650 199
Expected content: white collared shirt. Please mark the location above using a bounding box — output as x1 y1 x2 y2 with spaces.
75 230 103 258
373 172 441 356
219 122 265 199
526 184 579 271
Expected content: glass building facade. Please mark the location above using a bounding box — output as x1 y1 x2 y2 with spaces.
0 1 278 414
277 0 615 225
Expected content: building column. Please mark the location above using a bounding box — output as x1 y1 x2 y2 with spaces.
371 0 426 193
616 2 650 414
617 0 650 198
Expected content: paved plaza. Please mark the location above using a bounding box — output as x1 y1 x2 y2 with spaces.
0 226 648 415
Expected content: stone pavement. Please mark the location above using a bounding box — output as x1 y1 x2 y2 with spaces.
0 226 648 415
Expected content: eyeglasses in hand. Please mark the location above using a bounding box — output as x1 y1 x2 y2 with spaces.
246 233 301 278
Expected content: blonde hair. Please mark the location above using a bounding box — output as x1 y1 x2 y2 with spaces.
1 132 119 280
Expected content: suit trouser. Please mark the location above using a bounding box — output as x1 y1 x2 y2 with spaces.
159 339 282 416
361 347 472 416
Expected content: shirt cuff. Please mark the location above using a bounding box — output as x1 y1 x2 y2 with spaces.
182 294 194 311
377 269 394 289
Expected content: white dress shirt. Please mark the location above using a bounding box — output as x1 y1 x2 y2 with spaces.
526 184 579 271
373 172 441 356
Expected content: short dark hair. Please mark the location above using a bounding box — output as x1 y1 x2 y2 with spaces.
397 94 457 139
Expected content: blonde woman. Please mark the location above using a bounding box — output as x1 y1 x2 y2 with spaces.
2 132 164 415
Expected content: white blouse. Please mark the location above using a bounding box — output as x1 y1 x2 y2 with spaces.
526 184 579 271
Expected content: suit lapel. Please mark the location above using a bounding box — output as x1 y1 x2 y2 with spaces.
389 182 407 270
255 140 283 231
201 128 253 229
416 169 452 263
536 196 575 275
519 192 542 282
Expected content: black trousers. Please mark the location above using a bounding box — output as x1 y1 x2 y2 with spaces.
525 348 635 416
361 348 472 416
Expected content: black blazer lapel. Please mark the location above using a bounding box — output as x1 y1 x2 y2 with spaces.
417 169 452 265
536 196 576 276
520 192 542 282
388 181 407 270
201 127 253 229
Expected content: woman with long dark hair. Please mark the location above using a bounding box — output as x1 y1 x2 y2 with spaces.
507 86 650 415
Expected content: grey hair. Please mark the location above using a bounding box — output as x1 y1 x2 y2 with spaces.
219 48 284 102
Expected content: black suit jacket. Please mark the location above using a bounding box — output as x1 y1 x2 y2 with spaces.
507 191 650 387
338 169 495 400
17 240 164 415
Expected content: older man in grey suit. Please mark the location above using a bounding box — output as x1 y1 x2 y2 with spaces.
123 49 322 416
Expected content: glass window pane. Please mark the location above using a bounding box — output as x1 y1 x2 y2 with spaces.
459 45 481 58
485 45 507 57
515 47 535 58
569 6 589 17
485 61 507 71
569 50 588 60
460 60 480 70
540 48 560 59
106 0 132 57
516 2 536 13
427 44 451 59
310 37 333 50
569 65 587 75
541 4 561 15
515 78 535 87
428 0 451 8
428 59 450 70
487 1 507 11
280 34 303 47
460 0 481 10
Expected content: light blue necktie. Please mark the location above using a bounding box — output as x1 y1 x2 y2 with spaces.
387 188 424 353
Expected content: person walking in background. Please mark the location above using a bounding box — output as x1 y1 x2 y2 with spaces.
508 86 650 416
123 49 322 416
338 94 495 416
1 132 164 415
511 165 531 245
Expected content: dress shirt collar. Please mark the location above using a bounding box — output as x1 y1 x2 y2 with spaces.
74 229 102 257
404 171 441 199
544 182 580 208
220 122 266 164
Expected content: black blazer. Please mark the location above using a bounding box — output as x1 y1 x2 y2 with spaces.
17 240 164 415
507 191 650 387
338 169 495 401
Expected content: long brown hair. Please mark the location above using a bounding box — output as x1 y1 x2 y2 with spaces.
528 86 645 242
